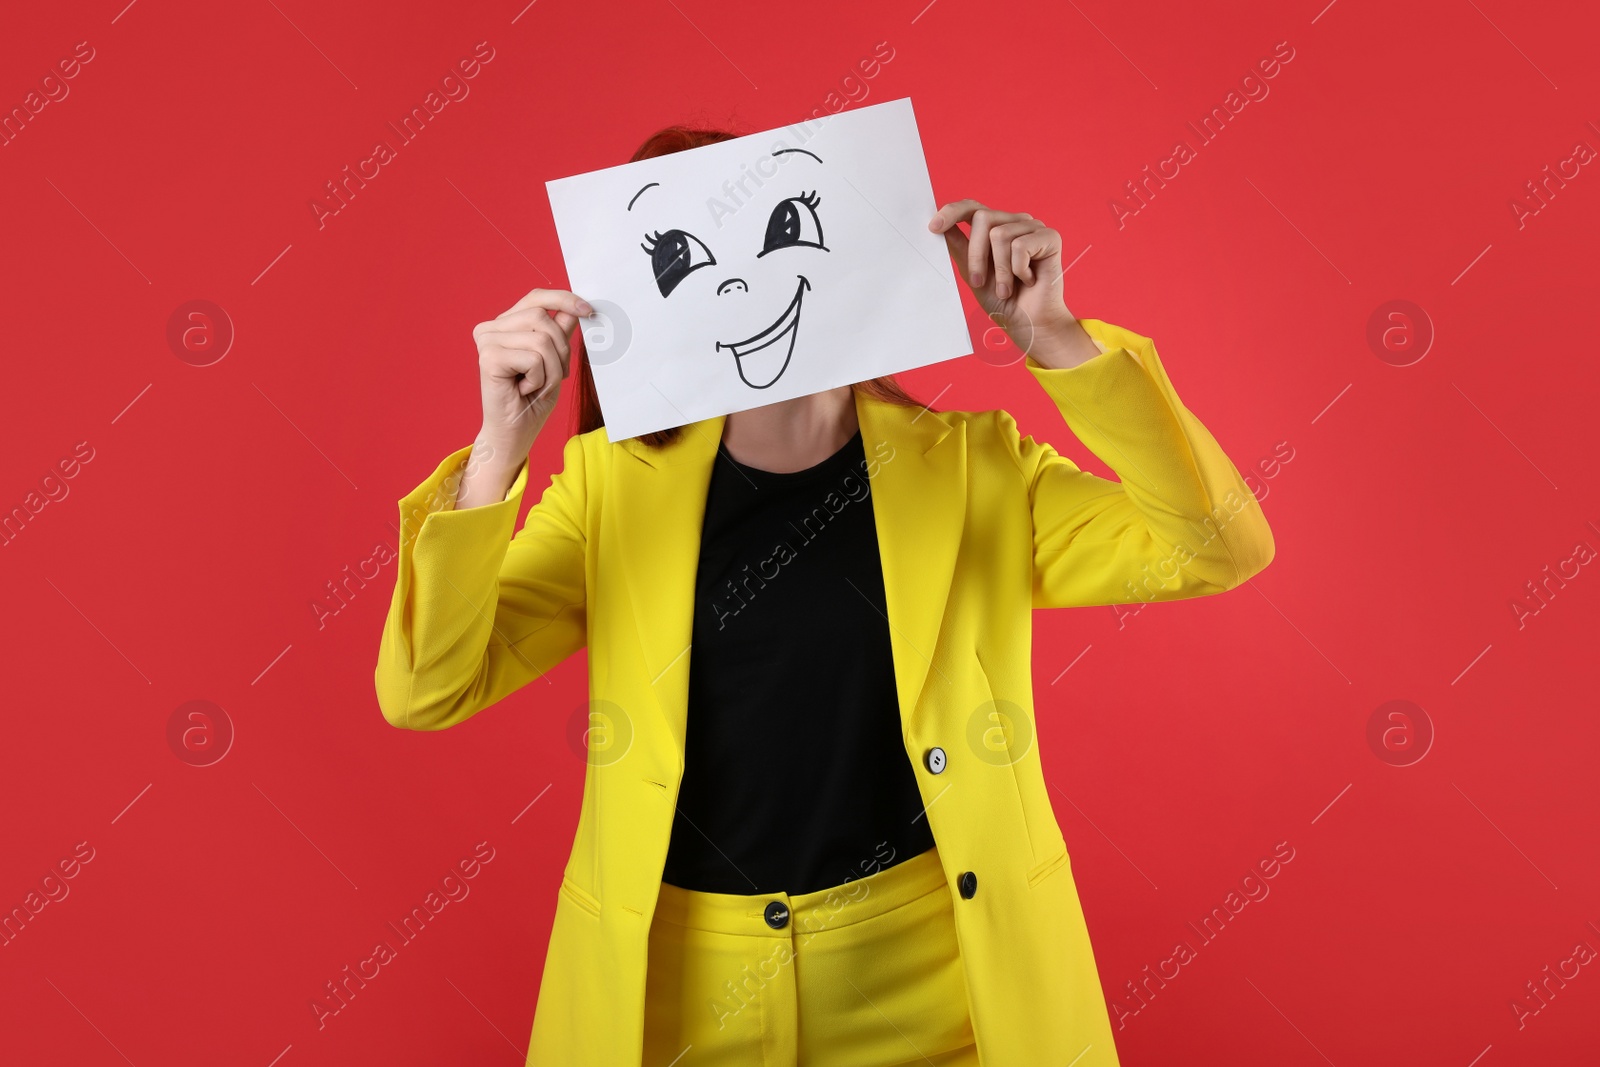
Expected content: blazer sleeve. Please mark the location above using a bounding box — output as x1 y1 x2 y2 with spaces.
1003 317 1275 608
374 433 588 730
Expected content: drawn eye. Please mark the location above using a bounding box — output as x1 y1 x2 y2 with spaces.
759 191 827 257
641 228 716 298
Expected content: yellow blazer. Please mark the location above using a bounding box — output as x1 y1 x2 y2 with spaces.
375 317 1275 1066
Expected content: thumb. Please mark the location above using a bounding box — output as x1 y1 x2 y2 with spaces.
551 309 579 336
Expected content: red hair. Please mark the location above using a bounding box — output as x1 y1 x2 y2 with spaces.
569 124 927 448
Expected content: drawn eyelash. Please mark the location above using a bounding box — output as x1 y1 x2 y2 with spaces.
798 190 821 209
640 229 662 253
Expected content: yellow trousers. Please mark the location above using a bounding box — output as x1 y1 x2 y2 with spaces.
642 845 981 1066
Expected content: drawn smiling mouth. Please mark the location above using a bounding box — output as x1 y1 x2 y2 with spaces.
715 276 810 389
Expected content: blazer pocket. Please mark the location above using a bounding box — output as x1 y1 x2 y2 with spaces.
973 644 1040 862
1026 845 1070 889
559 875 602 917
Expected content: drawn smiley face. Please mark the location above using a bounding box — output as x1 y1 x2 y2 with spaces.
629 149 832 389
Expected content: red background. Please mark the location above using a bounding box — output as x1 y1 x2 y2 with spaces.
3 1 1597 1064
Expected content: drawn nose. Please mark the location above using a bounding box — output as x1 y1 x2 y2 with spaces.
717 278 748 296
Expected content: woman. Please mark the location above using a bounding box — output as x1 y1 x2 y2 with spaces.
375 125 1275 1067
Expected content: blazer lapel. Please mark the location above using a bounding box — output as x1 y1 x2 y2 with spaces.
610 389 968 763
611 415 725 761
855 391 968 725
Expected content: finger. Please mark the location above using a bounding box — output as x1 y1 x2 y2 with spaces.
486 309 582 366
1011 228 1056 286
988 220 1043 287
989 221 1039 299
501 287 594 319
503 287 592 319
1011 234 1034 285
518 353 546 397
968 209 1039 289
928 198 1033 232
509 353 555 421
940 226 972 282
490 306 567 332
548 318 575 377
487 317 570 366
482 347 542 392
493 355 544 422
967 207 995 288
509 372 548 427
530 348 564 404
478 329 562 362
929 198 985 232
525 311 574 363
941 226 969 260
481 337 559 392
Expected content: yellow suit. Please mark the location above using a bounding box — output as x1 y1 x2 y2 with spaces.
375 318 1275 1066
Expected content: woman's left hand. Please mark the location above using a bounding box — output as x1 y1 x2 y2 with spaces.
929 199 1082 356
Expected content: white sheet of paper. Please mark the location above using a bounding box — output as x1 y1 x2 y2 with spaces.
545 96 972 442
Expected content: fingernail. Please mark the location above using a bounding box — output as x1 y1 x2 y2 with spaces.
971 271 982 287
578 301 594 315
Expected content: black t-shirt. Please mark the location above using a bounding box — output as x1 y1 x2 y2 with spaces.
659 427 936 896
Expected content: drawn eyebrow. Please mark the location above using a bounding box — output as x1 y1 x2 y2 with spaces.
773 149 823 164
627 182 660 211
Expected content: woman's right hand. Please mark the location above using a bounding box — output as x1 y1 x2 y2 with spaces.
457 287 592 509
473 287 593 456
